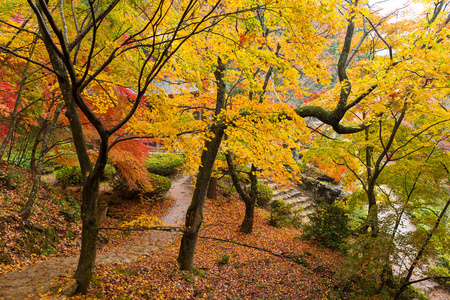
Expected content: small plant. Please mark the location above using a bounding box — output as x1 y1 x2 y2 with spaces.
55 165 82 187
270 199 293 216
193 267 207 278
148 173 171 195
182 272 195 283
269 199 302 228
218 253 231 265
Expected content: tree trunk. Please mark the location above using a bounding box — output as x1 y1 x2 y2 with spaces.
19 101 64 220
240 196 256 233
239 165 257 234
206 177 217 200
177 57 226 271
225 153 258 234
366 184 379 234
74 140 108 293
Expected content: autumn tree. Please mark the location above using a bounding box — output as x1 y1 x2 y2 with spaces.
0 0 224 293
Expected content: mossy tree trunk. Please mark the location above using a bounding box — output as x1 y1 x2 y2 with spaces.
178 57 226 271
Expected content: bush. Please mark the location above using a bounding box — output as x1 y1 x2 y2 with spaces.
148 173 172 195
270 199 293 216
112 172 171 200
269 199 300 228
101 163 117 181
146 153 184 176
256 181 273 208
55 165 82 187
302 203 350 249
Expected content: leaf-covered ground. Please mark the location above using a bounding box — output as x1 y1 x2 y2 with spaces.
0 161 173 274
45 196 346 300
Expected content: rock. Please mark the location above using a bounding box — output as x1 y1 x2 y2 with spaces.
62 278 78 297
299 176 343 204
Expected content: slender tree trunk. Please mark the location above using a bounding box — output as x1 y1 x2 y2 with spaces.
29 123 45 173
225 153 258 233
19 101 64 220
394 197 450 300
366 184 379 233
177 57 226 271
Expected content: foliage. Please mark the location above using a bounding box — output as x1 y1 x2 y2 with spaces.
255 181 273 208
270 199 293 216
146 153 184 177
112 171 171 200
268 199 302 228
148 173 172 195
101 164 117 181
428 254 450 287
54 165 82 188
347 205 368 233
302 203 351 249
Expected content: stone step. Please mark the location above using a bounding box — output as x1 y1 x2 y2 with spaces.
272 188 294 198
277 190 303 201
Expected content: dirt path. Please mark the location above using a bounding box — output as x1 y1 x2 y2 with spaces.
0 174 193 299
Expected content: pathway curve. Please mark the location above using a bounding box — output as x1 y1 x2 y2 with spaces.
0 174 193 299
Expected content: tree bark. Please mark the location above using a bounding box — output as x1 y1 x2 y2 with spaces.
225 152 258 234
19 101 64 220
177 57 226 270
206 177 217 200
74 139 108 293
240 166 257 233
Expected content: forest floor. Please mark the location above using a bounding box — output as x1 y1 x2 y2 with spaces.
0 163 449 299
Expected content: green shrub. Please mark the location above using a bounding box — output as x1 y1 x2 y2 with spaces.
148 173 172 195
55 165 82 187
56 195 81 222
269 199 300 228
270 199 293 216
111 172 171 200
101 163 117 181
302 203 350 249
256 181 273 208
146 153 184 176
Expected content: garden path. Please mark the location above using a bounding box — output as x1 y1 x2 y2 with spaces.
0 173 193 299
